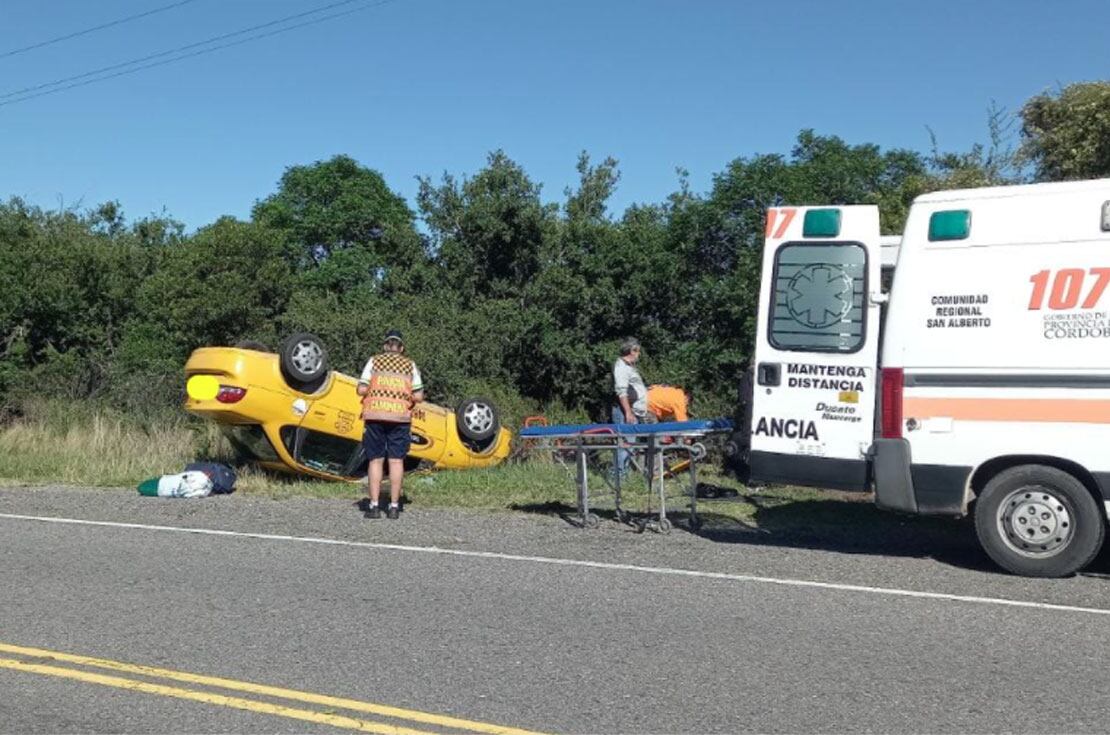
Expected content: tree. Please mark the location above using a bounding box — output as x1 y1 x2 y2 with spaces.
418 150 558 302
252 155 420 271
0 199 171 405
123 217 292 372
1021 82 1110 181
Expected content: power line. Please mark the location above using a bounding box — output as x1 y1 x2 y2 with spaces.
0 0 200 59
0 0 368 101
0 0 393 108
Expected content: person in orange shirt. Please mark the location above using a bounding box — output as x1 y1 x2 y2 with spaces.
646 385 691 423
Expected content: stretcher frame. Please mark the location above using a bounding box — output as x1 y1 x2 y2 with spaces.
519 419 733 533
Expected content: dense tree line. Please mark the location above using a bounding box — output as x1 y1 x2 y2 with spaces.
2 82 1108 424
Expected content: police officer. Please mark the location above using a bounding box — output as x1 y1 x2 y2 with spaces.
357 329 424 519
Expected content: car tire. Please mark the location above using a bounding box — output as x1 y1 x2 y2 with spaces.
456 396 499 443
279 333 329 389
235 340 271 352
974 465 1105 577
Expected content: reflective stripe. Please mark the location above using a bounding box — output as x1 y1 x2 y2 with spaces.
362 352 415 423
903 397 1110 424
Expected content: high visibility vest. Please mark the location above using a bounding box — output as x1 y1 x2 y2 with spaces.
361 352 415 423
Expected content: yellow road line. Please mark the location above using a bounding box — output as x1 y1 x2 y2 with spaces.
0 642 547 735
0 657 435 734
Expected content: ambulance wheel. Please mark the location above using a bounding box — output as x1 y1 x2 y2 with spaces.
975 465 1105 578
456 397 499 443
279 333 329 386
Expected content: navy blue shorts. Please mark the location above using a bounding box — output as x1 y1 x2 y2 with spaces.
363 421 412 460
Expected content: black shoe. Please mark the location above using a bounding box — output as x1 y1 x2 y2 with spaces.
366 506 381 519
386 506 400 520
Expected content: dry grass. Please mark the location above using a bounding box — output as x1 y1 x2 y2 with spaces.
0 413 204 487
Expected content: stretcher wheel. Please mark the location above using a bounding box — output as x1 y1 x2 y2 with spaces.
615 508 631 524
584 512 601 529
657 518 673 534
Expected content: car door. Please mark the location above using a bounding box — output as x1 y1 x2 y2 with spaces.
290 374 366 479
748 205 883 491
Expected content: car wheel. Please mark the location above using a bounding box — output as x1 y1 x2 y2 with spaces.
235 340 271 352
279 333 329 388
456 396 499 443
974 465 1105 577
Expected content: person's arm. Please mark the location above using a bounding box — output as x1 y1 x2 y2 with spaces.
614 363 635 423
411 365 425 405
356 358 373 396
674 398 688 422
617 395 634 424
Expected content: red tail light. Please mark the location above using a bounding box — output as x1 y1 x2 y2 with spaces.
216 386 247 404
881 368 904 439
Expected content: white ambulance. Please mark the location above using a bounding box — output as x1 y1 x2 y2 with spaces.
737 178 1110 577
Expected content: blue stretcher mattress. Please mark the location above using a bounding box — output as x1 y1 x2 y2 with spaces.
519 417 734 438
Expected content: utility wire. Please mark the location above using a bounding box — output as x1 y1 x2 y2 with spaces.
0 0 368 101
0 0 392 108
0 0 200 59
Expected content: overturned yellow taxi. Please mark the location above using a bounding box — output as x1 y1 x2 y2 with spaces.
184 334 512 481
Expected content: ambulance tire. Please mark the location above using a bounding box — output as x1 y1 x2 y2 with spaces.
974 465 1105 578
279 333 329 386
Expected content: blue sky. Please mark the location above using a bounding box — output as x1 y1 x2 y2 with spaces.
1 0 1106 230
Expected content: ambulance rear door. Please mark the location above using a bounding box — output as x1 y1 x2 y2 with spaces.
748 206 883 491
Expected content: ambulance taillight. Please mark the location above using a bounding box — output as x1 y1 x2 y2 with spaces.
881 368 904 439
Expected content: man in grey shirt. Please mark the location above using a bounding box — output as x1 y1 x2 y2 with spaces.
612 337 647 477
613 337 647 423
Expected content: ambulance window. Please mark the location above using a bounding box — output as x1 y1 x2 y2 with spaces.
769 243 867 353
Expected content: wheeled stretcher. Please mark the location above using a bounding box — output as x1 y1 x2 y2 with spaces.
519 418 734 533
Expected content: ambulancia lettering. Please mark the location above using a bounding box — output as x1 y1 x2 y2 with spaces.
753 417 820 441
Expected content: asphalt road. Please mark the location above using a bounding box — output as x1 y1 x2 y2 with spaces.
2 484 1110 733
